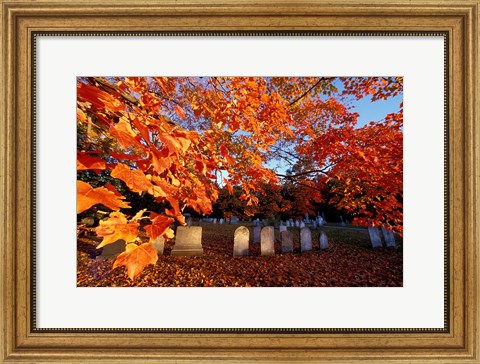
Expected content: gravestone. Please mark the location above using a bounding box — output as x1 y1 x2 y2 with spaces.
96 239 126 260
213 218 217 224
312 221 317 229
81 216 95 227
186 218 193 226
381 227 397 248
319 231 329 250
281 230 293 253
279 225 287 233
260 226 275 255
233 226 249 256
300 221 305 229
295 220 300 228
253 225 261 243
152 235 165 254
219 218 224 224
368 227 383 248
171 226 204 256
300 227 312 252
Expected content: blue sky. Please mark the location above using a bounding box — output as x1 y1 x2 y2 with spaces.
351 94 403 127
268 85 403 175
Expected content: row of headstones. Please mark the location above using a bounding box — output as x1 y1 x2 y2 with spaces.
97 224 397 260
368 226 397 248
195 215 327 228
96 225 326 259
233 226 329 256
253 217 326 229
194 216 240 225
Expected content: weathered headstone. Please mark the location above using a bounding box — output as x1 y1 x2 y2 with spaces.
213 218 217 224
260 226 275 255
81 216 95 227
219 218 224 224
279 225 287 233
171 226 204 256
300 227 312 252
381 227 397 248
152 235 165 254
233 226 249 256
368 227 383 248
300 221 305 229
319 231 329 250
96 239 126 260
253 225 261 243
281 230 293 253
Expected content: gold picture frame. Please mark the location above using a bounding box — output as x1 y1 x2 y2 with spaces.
1 0 478 362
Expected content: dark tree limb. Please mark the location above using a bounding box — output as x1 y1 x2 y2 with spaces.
288 78 324 106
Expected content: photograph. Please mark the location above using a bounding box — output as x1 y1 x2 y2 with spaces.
76 76 404 287
3 0 478 361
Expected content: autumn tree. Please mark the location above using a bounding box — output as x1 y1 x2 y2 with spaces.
77 76 402 279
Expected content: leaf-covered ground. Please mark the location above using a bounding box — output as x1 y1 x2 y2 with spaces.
77 223 402 287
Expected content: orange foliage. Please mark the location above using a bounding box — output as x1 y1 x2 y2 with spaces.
112 243 158 280
77 76 403 279
77 181 130 214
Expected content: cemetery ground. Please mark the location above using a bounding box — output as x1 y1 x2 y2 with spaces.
77 222 403 287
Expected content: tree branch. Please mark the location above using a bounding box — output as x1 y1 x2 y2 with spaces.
288 78 324 106
91 77 139 105
277 169 329 179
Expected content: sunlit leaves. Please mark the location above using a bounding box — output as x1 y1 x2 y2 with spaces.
109 117 142 150
77 152 106 171
144 212 174 242
95 211 139 248
110 163 154 194
112 243 158 280
77 108 87 123
77 82 125 113
77 180 130 214
220 144 235 166
175 105 186 119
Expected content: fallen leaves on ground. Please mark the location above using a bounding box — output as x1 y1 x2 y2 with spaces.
77 224 402 287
